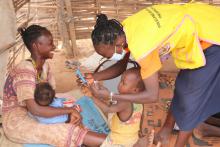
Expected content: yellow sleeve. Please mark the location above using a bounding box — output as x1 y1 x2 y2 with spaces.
137 49 162 79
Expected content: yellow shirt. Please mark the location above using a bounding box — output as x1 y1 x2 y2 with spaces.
122 3 220 79
109 103 143 145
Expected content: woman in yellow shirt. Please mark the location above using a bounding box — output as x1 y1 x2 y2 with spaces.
88 3 220 147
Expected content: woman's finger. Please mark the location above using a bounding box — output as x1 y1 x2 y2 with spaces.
76 78 89 88
84 73 93 79
93 82 101 90
71 118 80 125
90 83 99 92
148 130 155 147
156 142 161 147
74 120 81 126
76 78 83 85
70 115 81 125
84 73 94 84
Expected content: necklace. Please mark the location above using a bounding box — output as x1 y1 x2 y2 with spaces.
30 58 43 83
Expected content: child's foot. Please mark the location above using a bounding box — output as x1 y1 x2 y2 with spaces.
154 127 171 147
134 130 161 147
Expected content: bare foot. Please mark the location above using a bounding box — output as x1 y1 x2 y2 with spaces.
133 130 161 147
133 136 149 147
154 127 171 147
194 122 220 138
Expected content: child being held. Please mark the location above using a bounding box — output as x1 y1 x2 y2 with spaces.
32 82 110 135
31 82 69 124
92 67 145 147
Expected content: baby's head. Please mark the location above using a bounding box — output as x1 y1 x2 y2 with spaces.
34 82 55 106
118 67 145 94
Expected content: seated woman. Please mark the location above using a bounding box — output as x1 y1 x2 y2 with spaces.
2 25 106 147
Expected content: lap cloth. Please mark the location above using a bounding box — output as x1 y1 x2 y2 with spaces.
3 107 87 147
75 96 110 134
171 45 220 131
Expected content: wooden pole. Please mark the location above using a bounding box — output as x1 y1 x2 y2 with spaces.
96 0 101 14
64 0 78 57
56 0 73 56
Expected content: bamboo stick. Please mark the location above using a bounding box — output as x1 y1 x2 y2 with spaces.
64 0 78 57
56 0 73 56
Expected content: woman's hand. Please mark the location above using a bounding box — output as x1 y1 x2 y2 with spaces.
69 109 82 126
84 73 95 85
76 72 94 87
90 82 110 100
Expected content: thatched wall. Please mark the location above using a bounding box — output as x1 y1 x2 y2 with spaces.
1 0 220 68
7 0 220 59
60 0 220 57
70 0 220 40
2 0 220 72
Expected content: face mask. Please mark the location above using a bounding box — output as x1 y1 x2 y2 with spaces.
109 47 126 61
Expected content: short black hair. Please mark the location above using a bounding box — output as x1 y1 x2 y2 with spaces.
34 82 55 106
124 67 145 92
18 25 51 51
91 14 125 46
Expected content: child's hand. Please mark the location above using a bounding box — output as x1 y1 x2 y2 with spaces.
69 109 82 126
84 73 94 85
76 72 95 88
90 82 110 100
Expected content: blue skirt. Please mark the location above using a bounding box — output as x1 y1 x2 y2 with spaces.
171 45 220 131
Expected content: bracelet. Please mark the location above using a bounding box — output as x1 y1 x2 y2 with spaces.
110 92 114 102
110 92 117 104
